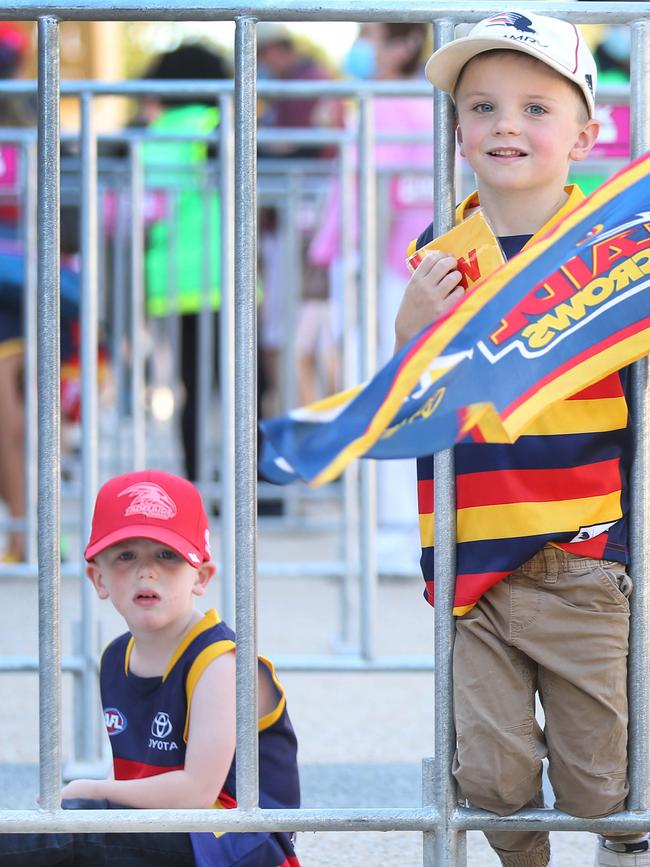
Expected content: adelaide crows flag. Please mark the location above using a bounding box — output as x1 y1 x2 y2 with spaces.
260 152 650 488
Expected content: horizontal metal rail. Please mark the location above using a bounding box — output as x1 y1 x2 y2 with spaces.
2 804 650 835
2 1 649 23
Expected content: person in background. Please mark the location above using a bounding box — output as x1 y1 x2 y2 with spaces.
140 43 230 485
309 21 432 574
256 22 344 413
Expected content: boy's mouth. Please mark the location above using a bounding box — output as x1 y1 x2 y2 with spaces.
487 148 527 158
134 590 160 605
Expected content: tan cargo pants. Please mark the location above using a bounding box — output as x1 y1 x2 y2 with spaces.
452 544 634 867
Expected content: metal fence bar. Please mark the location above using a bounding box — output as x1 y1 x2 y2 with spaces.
219 91 236 624
128 141 146 470
233 14 259 811
23 140 38 564
77 89 100 762
197 169 215 487
339 138 358 651
626 17 650 814
358 94 378 662
3 1 649 22
430 16 463 867
36 13 62 813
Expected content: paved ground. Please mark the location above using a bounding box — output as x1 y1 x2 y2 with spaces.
0 494 599 866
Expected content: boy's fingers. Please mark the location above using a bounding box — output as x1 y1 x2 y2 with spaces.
417 249 455 275
440 284 465 313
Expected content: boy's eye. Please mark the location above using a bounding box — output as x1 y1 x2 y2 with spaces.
117 550 135 562
472 102 493 113
159 548 179 561
526 104 547 116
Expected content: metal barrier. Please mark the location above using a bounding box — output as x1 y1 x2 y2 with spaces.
0 3 647 866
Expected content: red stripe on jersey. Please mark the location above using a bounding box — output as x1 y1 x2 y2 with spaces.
425 572 511 608
554 533 608 559
567 372 623 401
114 757 183 780
419 458 621 511
217 789 237 809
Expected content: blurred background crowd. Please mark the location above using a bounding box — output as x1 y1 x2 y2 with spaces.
0 17 631 570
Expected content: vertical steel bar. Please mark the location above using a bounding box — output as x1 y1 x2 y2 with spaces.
78 91 99 761
23 140 38 564
431 18 465 867
422 757 436 867
197 168 215 488
37 14 62 812
219 92 236 625
129 141 146 470
281 175 299 414
626 18 650 813
234 15 259 810
358 94 378 661
338 139 357 650
112 182 129 472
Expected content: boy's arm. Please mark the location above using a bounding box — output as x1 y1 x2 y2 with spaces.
394 250 463 354
61 650 237 809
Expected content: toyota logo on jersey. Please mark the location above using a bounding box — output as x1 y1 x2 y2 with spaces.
151 711 173 739
104 707 127 736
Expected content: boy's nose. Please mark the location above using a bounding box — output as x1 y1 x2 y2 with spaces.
493 112 520 135
137 558 159 578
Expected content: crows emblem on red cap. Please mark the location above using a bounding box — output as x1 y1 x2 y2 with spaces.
118 483 177 520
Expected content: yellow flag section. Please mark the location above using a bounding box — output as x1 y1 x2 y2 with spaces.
406 210 505 291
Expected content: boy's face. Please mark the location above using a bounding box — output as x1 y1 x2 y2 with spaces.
454 52 599 200
86 538 214 634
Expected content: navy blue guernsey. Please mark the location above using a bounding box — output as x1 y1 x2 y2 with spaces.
413 211 632 614
100 608 300 867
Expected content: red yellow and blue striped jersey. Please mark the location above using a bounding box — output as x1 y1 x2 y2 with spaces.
415 189 632 615
100 608 300 867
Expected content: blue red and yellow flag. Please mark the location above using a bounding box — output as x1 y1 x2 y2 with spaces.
260 152 650 487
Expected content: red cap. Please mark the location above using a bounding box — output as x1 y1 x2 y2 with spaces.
84 470 211 568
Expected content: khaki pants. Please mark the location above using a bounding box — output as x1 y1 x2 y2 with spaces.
453 545 633 867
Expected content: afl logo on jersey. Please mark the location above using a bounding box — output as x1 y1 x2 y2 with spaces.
151 711 173 739
104 707 127 736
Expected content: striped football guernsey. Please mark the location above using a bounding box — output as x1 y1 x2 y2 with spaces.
100 608 300 867
415 188 632 615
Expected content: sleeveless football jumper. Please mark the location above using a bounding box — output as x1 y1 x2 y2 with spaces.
100 608 300 867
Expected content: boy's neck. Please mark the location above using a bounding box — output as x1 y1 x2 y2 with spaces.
128 609 203 677
476 183 570 237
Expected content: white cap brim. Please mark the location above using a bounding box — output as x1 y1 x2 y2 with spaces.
425 36 595 118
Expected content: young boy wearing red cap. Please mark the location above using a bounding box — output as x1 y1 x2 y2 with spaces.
395 10 647 867
0 470 300 866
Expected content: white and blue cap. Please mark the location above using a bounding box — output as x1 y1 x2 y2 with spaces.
425 10 597 118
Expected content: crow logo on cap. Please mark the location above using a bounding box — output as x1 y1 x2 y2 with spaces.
486 12 536 33
118 483 177 521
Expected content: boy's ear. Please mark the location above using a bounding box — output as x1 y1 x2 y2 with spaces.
86 563 110 600
455 123 465 156
192 562 216 597
570 118 600 163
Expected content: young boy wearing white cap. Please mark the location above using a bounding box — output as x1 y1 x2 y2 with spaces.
395 11 647 867
0 470 300 866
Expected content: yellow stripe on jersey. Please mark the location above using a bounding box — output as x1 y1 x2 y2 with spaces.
183 639 235 742
420 489 622 546
520 397 628 437
164 608 222 681
258 655 287 732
